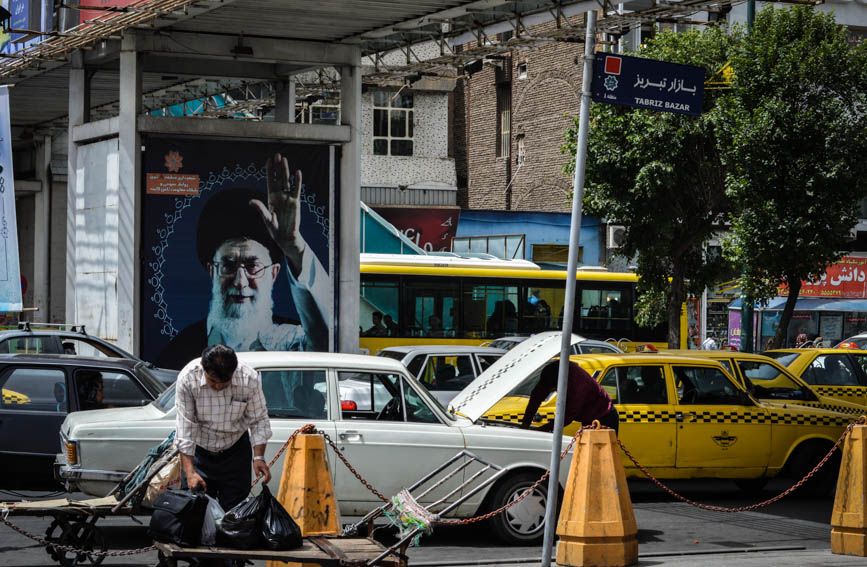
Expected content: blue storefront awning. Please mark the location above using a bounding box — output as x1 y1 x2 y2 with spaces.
729 297 867 312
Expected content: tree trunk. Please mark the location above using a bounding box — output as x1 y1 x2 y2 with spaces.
769 276 801 350
667 263 685 349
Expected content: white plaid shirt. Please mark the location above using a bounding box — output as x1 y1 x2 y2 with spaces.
175 359 272 456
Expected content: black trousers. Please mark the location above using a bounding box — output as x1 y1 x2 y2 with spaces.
597 407 620 434
194 432 252 512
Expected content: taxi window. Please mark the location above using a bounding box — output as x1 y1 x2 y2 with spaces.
716 359 733 374
850 353 867 377
674 366 742 405
802 355 860 386
599 366 667 404
764 352 800 367
736 361 810 400
338 372 438 424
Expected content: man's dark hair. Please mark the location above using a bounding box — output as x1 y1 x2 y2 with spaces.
196 187 284 268
539 362 561 390
372 311 383 319
201 344 238 382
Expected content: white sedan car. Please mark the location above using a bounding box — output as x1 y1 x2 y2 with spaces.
56 336 580 545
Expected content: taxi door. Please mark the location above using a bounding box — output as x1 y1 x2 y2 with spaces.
598 364 676 468
672 364 771 471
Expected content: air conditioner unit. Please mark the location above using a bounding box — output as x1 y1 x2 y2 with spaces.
607 225 626 249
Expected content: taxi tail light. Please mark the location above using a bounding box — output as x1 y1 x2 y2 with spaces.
341 400 357 411
66 441 78 465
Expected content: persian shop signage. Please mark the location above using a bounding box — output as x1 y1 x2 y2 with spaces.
779 257 867 298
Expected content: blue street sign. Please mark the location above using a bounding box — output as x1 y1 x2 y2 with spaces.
590 53 705 116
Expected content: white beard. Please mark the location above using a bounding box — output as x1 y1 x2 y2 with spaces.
206 278 275 351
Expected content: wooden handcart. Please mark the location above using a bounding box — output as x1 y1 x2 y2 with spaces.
154 537 406 566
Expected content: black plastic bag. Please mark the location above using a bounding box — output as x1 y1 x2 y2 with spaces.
260 485 303 550
148 488 208 546
216 490 266 549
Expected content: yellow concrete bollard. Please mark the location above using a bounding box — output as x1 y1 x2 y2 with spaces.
267 433 340 567
556 426 638 567
831 422 867 556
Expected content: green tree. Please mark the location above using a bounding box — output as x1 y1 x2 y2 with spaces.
563 28 735 348
721 6 867 349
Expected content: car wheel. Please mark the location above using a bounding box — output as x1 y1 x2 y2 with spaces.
788 441 840 498
486 471 552 545
733 478 768 494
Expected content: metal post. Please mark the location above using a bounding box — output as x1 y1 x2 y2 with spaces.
747 0 755 30
540 10 596 567
740 0 755 352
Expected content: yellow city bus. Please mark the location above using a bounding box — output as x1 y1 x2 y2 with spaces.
359 253 685 354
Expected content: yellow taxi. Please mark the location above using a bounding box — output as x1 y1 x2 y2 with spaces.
483 352 851 494
658 350 865 416
764 348 867 406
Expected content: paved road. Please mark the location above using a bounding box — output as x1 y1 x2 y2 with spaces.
0 478 861 566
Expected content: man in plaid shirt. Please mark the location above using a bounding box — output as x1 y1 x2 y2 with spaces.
175 344 272 510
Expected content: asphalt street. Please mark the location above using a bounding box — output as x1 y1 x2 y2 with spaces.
1 477 862 567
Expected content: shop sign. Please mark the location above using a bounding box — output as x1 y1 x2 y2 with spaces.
780 256 867 298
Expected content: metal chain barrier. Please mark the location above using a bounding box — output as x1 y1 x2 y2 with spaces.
619 417 865 513
319 430 391 503
437 426 588 526
0 513 156 558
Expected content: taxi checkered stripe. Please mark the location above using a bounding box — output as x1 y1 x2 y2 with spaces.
802 401 863 415
485 408 851 428
2 391 30 404
813 386 866 398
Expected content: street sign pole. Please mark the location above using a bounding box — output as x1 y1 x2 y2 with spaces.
540 10 596 567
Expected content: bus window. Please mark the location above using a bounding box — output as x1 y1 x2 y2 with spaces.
404 279 459 337
519 285 562 334
464 282 519 338
361 278 400 335
580 285 632 337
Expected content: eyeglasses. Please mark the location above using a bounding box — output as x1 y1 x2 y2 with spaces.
212 260 277 279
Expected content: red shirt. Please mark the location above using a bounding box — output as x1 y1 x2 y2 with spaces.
524 362 613 426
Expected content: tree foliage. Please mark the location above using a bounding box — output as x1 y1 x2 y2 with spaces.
562 28 735 348
720 7 867 349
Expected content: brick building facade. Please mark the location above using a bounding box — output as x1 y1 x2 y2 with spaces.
455 17 586 213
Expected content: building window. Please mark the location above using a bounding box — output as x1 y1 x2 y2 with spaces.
496 85 511 159
373 90 414 156
516 135 525 165
295 103 340 125
517 62 528 79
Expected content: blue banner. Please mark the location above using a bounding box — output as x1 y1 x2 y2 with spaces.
591 53 705 117
0 87 22 312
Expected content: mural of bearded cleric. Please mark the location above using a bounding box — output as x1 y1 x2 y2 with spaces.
155 153 329 369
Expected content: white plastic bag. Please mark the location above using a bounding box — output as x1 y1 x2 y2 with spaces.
201 494 225 546
142 454 181 507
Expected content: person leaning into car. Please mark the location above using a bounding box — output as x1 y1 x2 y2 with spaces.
520 361 619 433
175 344 273 511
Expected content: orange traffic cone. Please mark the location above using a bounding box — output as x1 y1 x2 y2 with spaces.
832 422 867 556
556 425 638 567
267 432 340 567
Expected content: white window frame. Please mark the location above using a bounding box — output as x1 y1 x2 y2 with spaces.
372 91 414 156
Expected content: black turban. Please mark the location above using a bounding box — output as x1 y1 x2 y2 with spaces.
195 187 284 267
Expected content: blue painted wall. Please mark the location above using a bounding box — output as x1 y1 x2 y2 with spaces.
455 210 603 266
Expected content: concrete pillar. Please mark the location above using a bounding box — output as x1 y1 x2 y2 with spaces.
66 51 89 324
338 58 361 353
274 78 296 123
118 31 142 354
33 135 51 322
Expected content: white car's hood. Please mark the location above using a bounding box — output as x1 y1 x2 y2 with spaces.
448 331 582 422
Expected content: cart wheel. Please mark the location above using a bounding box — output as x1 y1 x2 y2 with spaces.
57 521 107 567
45 517 71 561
